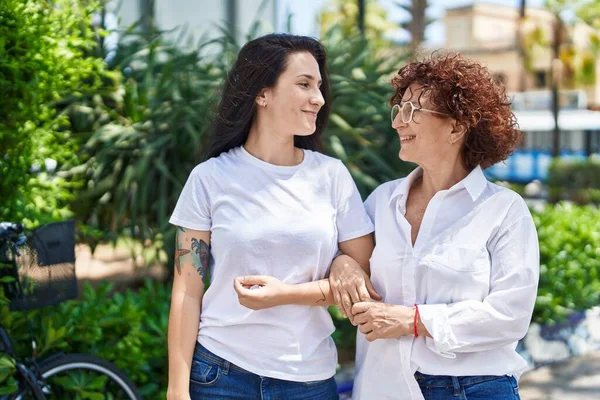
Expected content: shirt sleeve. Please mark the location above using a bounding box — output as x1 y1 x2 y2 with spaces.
335 161 374 242
418 208 540 358
363 189 377 223
169 161 214 231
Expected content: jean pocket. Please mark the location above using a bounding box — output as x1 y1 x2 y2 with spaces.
508 376 521 399
190 354 221 387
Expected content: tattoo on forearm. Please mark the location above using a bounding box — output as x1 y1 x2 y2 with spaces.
174 227 190 276
317 281 326 303
174 227 211 279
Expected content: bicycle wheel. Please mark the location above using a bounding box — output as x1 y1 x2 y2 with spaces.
35 354 142 400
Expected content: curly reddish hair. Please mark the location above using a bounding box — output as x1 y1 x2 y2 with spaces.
391 52 522 169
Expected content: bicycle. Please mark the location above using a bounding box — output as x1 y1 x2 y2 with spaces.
0 220 142 399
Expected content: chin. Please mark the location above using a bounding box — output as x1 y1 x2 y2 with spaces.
296 125 316 137
398 149 415 163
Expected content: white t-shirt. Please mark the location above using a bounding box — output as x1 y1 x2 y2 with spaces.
169 145 374 382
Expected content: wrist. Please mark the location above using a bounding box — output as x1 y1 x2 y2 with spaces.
412 305 431 337
278 283 297 306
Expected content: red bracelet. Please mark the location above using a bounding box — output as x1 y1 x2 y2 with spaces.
413 303 420 338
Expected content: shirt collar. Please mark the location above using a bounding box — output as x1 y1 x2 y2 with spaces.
387 165 487 211
388 167 424 212
455 165 487 201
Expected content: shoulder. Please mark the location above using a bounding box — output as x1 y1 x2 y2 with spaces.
189 158 217 180
367 178 404 203
306 150 345 172
484 182 533 230
487 182 530 214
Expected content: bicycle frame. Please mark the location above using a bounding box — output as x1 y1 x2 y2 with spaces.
0 325 46 400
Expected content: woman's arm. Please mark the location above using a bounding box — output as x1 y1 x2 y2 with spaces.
351 212 539 349
167 227 211 400
234 276 335 308
330 234 380 320
233 234 378 313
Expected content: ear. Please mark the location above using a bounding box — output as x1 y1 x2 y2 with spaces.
255 88 269 108
449 120 467 144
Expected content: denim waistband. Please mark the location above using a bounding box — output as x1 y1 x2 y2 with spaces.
414 371 512 388
194 341 248 373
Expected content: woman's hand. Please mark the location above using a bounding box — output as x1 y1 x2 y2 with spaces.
329 255 381 322
233 275 292 310
351 302 414 342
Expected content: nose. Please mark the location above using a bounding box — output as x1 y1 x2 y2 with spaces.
310 90 325 107
392 113 407 130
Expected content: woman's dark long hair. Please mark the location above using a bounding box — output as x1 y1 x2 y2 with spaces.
204 33 332 160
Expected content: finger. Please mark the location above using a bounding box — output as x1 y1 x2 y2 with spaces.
341 292 353 322
332 290 344 316
366 280 382 301
353 312 368 325
348 287 362 304
236 275 268 287
352 301 371 316
233 277 247 295
359 323 371 334
366 331 377 342
357 283 371 302
328 275 339 291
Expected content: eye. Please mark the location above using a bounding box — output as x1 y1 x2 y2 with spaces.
298 82 310 88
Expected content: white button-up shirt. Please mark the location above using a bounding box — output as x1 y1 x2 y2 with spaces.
352 166 540 400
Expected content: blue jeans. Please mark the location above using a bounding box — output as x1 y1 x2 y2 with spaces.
189 342 339 400
415 372 521 400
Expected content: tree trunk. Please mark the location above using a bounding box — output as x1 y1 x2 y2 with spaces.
358 0 365 36
517 0 527 92
408 0 428 52
551 15 563 158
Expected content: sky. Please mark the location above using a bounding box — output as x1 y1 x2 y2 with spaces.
279 0 546 46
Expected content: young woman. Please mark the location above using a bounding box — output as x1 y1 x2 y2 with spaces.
166 34 376 400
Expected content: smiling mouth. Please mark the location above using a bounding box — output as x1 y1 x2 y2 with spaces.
303 110 318 117
400 135 415 142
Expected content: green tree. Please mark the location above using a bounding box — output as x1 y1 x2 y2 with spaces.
0 0 105 227
319 0 397 50
577 0 600 29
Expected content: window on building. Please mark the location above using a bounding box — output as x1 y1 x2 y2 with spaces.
589 131 600 153
560 130 572 151
529 130 553 152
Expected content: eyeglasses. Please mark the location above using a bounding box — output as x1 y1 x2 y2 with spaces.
391 102 449 124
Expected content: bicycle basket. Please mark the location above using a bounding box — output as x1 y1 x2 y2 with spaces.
6 220 78 311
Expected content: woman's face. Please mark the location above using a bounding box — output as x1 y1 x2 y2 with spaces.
260 52 325 137
392 83 458 166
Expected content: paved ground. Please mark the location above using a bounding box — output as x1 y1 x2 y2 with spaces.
75 243 166 288
519 352 600 400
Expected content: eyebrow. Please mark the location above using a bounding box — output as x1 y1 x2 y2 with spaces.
297 74 323 85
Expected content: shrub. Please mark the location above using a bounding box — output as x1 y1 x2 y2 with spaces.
532 202 600 324
0 0 105 227
0 281 169 398
547 157 600 204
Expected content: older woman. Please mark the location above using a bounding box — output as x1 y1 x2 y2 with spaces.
330 53 539 400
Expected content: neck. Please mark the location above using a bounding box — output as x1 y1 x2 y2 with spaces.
245 121 302 166
417 159 471 199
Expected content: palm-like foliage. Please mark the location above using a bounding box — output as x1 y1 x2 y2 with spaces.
323 27 413 197
65 22 413 267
